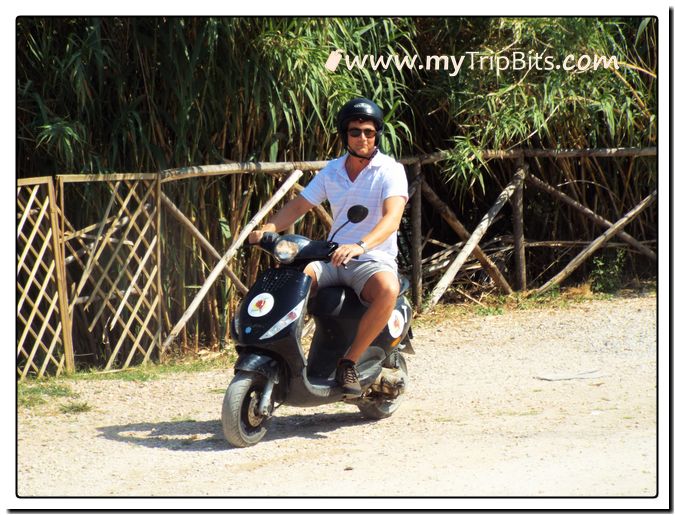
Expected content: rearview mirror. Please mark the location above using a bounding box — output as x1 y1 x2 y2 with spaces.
347 205 368 224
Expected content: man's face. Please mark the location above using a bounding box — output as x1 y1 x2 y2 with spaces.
347 119 377 157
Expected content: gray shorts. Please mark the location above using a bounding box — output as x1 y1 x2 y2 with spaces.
309 259 398 302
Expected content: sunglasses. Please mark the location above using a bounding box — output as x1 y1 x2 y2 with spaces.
347 128 377 138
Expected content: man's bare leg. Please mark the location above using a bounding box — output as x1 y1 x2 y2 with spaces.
303 264 319 296
343 271 399 363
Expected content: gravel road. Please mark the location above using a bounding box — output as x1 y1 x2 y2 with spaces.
17 294 657 499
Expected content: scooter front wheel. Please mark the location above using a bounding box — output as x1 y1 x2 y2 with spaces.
222 371 269 447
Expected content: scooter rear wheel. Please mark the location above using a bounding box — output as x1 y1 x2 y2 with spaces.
356 354 408 420
222 371 269 447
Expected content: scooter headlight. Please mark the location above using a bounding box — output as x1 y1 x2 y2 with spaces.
260 299 306 340
273 239 300 264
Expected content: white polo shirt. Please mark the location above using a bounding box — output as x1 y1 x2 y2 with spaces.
300 151 409 268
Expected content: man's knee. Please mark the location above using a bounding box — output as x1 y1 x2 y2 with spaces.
362 272 399 304
303 263 319 295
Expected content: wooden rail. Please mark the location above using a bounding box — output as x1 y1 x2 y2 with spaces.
17 146 657 375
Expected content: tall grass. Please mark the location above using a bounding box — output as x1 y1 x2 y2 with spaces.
405 17 656 282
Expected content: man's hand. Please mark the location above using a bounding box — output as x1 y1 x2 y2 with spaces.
248 224 275 245
248 230 264 245
247 196 314 245
331 243 365 267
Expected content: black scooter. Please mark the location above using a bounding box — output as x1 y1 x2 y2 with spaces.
221 205 414 447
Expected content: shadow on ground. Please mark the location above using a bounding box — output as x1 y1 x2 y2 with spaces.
97 411 371 451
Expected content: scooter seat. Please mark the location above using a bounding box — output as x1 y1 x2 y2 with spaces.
307 275 410 318
307 286 365 318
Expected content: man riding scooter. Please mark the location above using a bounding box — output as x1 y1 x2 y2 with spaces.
248 97 408 395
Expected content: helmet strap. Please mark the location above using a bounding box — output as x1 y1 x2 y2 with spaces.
346 146 379 161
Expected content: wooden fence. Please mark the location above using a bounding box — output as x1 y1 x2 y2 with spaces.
57 174 162 372
16 147 657 378
17 174 161 378
17 178 73 378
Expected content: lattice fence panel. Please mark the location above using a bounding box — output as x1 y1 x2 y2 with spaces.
61 178 161 370
17 179 72 379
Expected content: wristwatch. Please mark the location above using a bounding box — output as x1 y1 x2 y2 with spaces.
356 240 369 253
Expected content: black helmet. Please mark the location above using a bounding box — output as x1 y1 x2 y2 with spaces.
337 97 384 147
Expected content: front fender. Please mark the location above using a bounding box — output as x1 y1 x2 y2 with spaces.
234 353 280 380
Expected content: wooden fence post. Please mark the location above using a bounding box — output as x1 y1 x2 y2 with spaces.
532 190 657 296
47 178 74 373
160 191 248 295
161 170 304 351
525 174 657 261
421 179 513 294
155 174 163 355
423 169 526 312
511 160 528 290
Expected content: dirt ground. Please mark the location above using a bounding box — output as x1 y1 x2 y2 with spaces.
17 294 658 501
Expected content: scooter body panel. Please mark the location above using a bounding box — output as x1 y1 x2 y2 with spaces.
232 266 413 409
235 267 311 377
306 286 413 379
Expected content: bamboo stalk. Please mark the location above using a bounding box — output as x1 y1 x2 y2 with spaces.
425 237 452 250
421 243 463 266
532 190 657 295
161 161 327 183
523 240 656 248
525 174 657 261
160 191 248 294
424 169 526 313
58 173 158 183
410 162 423 309
161 169 304 351
421 178 513 294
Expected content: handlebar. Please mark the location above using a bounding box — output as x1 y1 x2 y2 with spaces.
246 231 279 247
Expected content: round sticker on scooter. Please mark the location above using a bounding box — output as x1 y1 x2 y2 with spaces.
387 310 405 338
247 293 275 318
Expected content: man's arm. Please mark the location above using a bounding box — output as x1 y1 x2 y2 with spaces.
330 195 406 267
248 195 315 244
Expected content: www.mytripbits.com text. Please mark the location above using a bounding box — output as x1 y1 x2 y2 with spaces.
325 49 620 75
